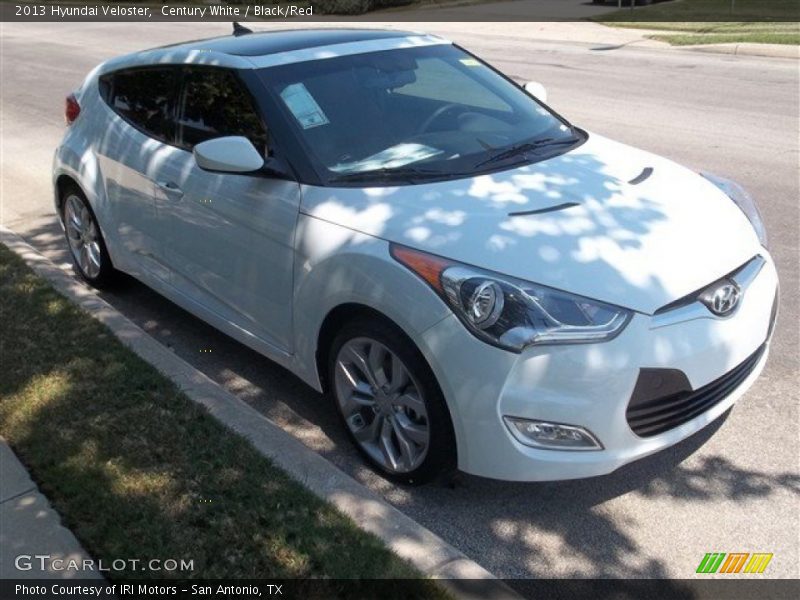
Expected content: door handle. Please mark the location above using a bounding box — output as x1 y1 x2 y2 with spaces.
156 180 183 198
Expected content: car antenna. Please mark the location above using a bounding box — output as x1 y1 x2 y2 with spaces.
233 22 253 37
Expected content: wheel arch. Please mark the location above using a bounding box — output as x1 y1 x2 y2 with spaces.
315 304 456 433
53 168 121 275
315 303 407 394
52 137 108 229
316 301 460 478
54 173 83 218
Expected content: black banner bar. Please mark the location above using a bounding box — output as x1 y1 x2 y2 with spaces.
2 579 800 600
2 0 799 23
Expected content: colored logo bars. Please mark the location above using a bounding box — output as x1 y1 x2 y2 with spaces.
696 552 773 574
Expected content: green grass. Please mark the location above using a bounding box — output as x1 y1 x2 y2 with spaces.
599 0 800 22
0 245 446 593
650 29 800 45
614 21 800 45
598 0 799 45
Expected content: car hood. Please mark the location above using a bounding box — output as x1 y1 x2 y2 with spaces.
300 132 762 314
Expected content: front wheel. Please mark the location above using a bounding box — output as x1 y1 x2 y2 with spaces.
329 317 456 484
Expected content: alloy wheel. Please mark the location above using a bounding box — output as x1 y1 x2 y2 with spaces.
334 337 430 474
64 194 102 279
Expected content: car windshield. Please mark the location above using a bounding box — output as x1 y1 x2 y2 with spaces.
257 43 580 184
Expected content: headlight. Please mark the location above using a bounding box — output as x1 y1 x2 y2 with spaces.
391 245 632 353
701 172 767 248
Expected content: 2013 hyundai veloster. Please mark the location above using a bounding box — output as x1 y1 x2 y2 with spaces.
53 28 778 483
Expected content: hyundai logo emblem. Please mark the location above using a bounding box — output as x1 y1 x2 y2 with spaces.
701 280 741 317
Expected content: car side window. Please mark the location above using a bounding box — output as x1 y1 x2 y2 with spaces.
177 67 268 155
100 68 177 143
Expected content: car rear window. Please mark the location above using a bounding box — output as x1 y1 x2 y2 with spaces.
99 67 176 143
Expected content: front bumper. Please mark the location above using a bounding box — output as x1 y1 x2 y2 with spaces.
419 255 778 482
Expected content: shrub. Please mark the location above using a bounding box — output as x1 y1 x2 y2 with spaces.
319 0 375 14
319 0 415 15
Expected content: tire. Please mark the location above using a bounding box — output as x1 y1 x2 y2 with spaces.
61 185 117 288
328 316 456 484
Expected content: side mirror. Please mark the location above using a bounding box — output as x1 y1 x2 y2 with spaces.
193 136 264 173
524 81 548 103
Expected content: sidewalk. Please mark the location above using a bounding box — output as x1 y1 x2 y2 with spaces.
0 439 101 579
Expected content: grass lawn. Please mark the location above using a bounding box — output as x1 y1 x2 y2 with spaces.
648 28 800 45
598 0 799 45
0 244 446 593
599 0 799 21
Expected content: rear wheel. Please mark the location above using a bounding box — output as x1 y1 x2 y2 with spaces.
329 317 456 484
62 186 117 287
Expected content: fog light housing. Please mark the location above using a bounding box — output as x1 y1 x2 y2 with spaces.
504 417 603 450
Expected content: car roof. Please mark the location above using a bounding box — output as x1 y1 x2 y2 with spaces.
96 28 450 74
164 28 420 57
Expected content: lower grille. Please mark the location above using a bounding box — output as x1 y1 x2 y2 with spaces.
626 344 766 438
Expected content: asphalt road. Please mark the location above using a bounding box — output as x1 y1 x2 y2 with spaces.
1 22 798 580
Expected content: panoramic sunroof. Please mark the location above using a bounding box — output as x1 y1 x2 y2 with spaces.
191 29 415 57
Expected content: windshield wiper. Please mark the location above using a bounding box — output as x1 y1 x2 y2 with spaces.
474 136 581 169
328 166 450 184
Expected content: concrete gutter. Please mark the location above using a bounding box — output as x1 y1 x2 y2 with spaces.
0 226 519 598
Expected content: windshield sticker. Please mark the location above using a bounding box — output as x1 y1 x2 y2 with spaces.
280 83 329 129
459 58 481 67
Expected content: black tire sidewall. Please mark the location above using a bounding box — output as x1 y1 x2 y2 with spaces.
328 317 457 485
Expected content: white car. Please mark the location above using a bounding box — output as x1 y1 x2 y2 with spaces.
53 27 778 483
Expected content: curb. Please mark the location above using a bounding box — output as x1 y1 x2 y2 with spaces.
598 24 798 59
680 42 799 60
0 226 520 598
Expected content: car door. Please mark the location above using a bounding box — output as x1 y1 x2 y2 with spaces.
96 66 177 282
151 65 301 353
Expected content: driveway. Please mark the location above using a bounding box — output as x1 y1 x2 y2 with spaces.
1 21 798 580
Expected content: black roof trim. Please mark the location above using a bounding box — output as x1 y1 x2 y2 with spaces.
160 28 419 58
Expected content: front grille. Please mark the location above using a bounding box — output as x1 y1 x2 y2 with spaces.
626 344 766 438
653 255 761 316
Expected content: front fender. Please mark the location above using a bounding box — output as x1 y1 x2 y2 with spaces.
291 214 451 390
